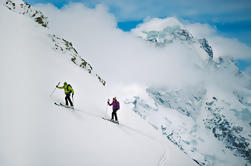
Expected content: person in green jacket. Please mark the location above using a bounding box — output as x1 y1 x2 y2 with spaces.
56 82 74 108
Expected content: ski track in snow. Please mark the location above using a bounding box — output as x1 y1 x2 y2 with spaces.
53 101 157 141
119 123 157 141
158 151 168 166
52 101 180 166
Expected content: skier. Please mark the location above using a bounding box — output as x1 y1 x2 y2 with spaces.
107 97 120 123
56 82 74 108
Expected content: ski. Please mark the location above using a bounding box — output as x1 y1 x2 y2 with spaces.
102 117 119 124
54 102 74 110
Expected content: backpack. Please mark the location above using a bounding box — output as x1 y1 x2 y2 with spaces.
115 101 120 110
67 84 72 92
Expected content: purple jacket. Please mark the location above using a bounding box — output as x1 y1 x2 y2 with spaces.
108 100 120 110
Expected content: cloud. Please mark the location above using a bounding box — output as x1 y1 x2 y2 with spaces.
186 23 251 60
185 23 217 38
98 0 251 22
33 2 251 93
244 66 251 76
27 0 251 23
34 3 205 88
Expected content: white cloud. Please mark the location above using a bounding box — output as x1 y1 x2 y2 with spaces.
211 37 251 60
74 0 251 22
33 3 250 92
34 3 203 88
186 23 251 60
244 66 251 76
186 23 217 38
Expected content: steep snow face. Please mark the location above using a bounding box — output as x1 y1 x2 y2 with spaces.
125 86 251 166
132 17 213 60
0 1 197 166
3 0 106 86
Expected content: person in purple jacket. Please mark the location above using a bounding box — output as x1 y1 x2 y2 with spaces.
107 97 120 122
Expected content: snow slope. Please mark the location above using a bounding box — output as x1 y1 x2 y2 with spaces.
0 1 196 166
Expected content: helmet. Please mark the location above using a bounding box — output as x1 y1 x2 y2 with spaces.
64 82 67 85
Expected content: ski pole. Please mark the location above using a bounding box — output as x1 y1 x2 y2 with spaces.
50 82 60 97
105 104 108 119
106 99 110 119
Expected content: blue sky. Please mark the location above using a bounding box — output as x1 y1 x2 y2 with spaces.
26 0 251 70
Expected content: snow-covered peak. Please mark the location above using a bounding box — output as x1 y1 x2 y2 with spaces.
134 17 184 32
4 0 48 27
127 16 251 166
3 0 22 4
132 17 214 60
132 17 188 45
132 17 189 43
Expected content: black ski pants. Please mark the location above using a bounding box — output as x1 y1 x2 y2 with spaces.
111 109 118 121
65 93 73 106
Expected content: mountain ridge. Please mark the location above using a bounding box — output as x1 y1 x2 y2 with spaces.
3 0 106 86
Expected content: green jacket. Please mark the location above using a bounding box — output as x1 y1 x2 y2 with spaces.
57 84 74 95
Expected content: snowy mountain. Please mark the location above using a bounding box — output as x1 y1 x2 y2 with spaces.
0 1 198 166
5 0 48 27
132 17 213 61
4 0 106 86
126 17 251 166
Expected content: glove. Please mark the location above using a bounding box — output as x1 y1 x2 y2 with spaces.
56 86 58 88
